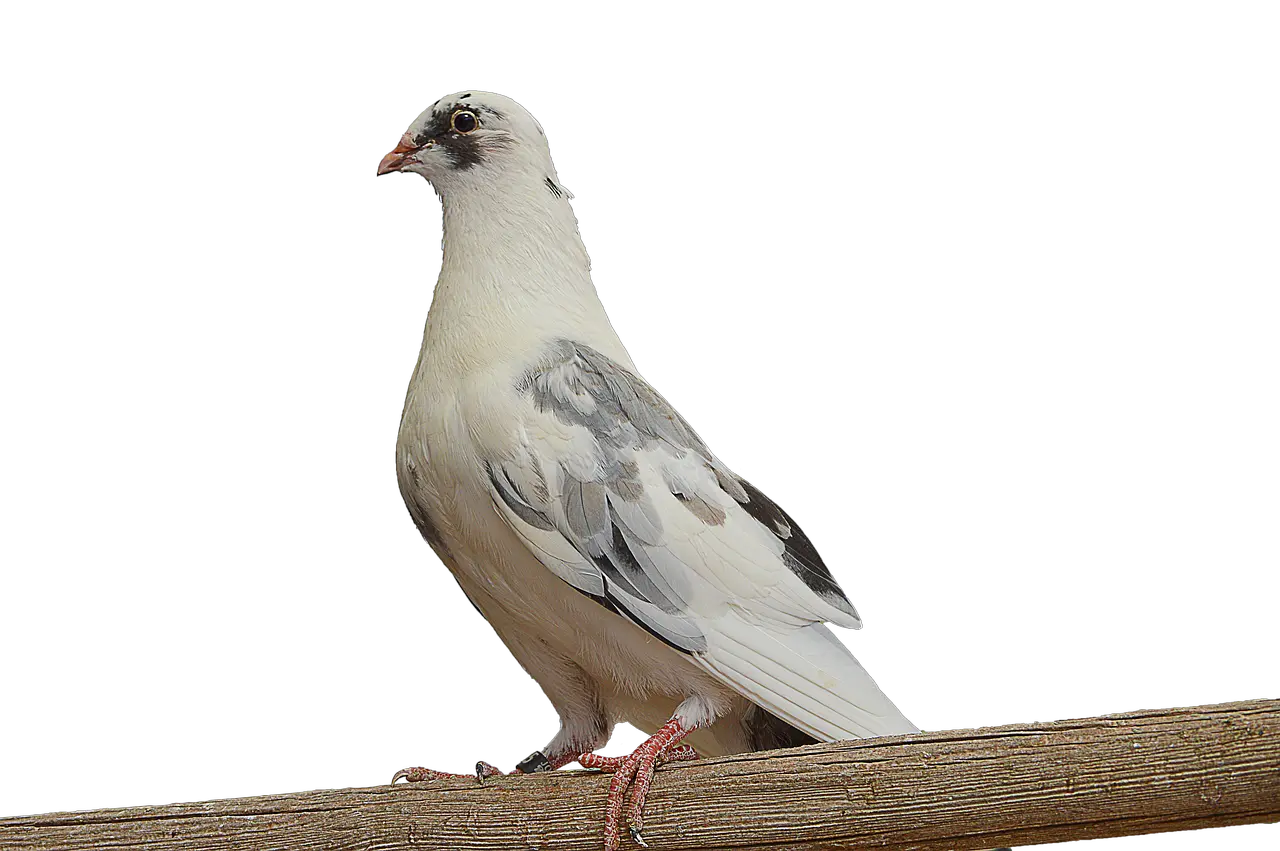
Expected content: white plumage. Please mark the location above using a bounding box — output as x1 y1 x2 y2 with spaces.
379 91 928 849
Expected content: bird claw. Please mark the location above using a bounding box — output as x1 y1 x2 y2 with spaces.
391 764 497 785
628 825 649 848
475 761 504 783
391 766 463 784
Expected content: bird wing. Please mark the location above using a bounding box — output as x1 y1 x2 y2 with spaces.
483 339 917 742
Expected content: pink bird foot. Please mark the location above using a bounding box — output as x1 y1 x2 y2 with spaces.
577 718 700 850
391 762 503 784
389 752 581 783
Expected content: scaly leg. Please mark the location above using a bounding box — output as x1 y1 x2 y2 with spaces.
577 717 701 850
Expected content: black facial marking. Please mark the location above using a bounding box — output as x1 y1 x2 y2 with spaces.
459 93 471 99
545 176 563 198
410 104 494 170
411 111 448 147
439 130 483 169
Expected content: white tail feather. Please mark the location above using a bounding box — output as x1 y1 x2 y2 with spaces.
696 615 918 742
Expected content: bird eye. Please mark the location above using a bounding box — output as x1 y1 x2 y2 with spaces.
451 110 478 134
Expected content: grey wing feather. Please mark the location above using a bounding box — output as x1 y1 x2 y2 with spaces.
488 340 861 653
559 342 859 623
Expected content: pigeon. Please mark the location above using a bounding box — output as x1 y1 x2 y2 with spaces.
376 91 990 851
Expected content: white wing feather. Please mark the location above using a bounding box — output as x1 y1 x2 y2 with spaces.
486 340 917 741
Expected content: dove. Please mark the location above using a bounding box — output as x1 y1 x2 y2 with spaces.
377 91 1000 851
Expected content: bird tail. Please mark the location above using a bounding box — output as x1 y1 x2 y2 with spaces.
697 615 919 743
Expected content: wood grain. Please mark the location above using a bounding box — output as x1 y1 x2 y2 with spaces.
2 700 1276 850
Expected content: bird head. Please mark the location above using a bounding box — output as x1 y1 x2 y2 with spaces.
377 91 554 191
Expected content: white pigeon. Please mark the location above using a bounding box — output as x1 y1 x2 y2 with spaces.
376 91 969 851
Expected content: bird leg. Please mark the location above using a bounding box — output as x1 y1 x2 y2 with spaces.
391 697 702 849
577 717 701 850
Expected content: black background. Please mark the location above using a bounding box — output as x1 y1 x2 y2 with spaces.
7 83 1269 844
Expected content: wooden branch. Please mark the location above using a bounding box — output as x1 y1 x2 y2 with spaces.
3 699 1276 850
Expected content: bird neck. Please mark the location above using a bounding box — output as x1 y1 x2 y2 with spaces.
420 174 631 372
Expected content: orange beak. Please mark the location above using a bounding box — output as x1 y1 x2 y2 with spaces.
377 134 422 175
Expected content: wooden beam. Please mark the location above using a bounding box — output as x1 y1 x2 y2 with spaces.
2 699 1276 850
